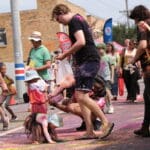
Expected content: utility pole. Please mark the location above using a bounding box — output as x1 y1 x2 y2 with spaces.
10 0 25 100
125 0 130 28
119 0 130 29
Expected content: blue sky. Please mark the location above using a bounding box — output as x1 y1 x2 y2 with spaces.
0 0 150 24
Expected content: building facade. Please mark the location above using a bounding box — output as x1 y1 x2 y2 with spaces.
0 0 104 62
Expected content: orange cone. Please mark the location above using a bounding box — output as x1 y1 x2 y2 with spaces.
9 96 16 105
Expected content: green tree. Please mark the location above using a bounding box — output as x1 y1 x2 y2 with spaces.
112 24 137 45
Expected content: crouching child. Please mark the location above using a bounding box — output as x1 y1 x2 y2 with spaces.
24 70 63 144
24 113 63 144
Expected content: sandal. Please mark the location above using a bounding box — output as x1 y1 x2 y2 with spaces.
99 122 114 139
76 134 98 140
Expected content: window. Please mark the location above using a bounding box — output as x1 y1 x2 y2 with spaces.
0 28 7 47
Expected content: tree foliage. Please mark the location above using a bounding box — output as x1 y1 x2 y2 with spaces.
112 24 137 45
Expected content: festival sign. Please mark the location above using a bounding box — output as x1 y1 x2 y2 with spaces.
56 32 72 52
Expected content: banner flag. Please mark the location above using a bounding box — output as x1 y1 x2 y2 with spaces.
56 32 72 52
103 18 113 43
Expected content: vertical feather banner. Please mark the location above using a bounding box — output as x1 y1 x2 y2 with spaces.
103 18 113 43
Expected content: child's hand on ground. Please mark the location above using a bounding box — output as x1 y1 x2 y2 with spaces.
31 141 39 144
48 140 56 144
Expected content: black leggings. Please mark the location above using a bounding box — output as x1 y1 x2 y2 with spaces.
143 77 150 127
123 69 139 100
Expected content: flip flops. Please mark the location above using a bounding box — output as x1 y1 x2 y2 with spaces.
76 122 114 140
75 134 98 140
99 122 114 139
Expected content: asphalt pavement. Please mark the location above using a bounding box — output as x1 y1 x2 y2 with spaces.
0 79 150 150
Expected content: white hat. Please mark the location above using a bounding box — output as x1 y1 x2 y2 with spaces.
28 31 42 41
24 70 40 82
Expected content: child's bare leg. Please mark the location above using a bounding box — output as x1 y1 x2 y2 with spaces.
0 105 9 130
105 88 114 114
36 114 56 144
105 88 113 105
28 103 32 112
50 86 64 97
0 105 6 122
4 95 17 119
53 102 83 118
49 75 75 97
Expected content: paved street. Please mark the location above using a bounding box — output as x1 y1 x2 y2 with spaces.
0 80 150 150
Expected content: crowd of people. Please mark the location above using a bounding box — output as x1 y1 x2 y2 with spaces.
0 3 150 144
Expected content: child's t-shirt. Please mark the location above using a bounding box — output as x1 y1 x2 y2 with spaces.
97 55 111 81
28 79 48 104
3 75 16 95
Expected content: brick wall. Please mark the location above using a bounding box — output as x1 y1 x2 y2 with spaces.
0 0 104 62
